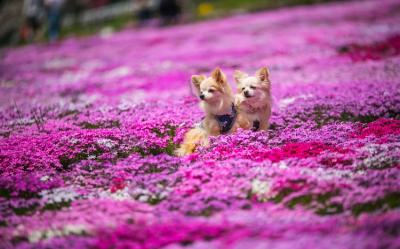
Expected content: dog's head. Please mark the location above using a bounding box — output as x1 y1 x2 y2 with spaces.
234 67 271 106
191 67 232 103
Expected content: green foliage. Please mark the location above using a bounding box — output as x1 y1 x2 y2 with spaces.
352 192 400 216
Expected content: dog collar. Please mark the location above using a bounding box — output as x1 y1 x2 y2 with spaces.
214 103 237 134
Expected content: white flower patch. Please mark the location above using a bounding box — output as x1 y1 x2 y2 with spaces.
76 94 98 106
9 118 34 126
28 224 87 243
99 187 131 200
358 142 400 169
279 94 313 108
100 26 114 39
251 179 272 201
160 60 173 70
249 166 263 174
61 137 80 145
43 58 76 70
40 187 79 205
111 188 131 200
129 187 168 203
131 187 151 197
158 190 170 200
278 161 289 169
361 144 381 154
120 90 147 104
104 66 132 80
82 59 104 71
40 175 50 182
97 138 117 149
311 168 353 181
117 102 133 112
60 70 90 85
138 195 149 202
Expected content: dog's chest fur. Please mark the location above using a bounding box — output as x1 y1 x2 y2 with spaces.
241 108 269 123
238 102 271 130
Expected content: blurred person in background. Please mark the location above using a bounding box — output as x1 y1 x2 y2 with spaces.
159 0 181 26
22 0 44 42
136 0 154 26
44 0 65 42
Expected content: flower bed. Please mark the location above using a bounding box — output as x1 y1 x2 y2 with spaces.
0 0 399 248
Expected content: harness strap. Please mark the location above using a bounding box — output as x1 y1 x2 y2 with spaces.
198 103 237 134
214 103 237 134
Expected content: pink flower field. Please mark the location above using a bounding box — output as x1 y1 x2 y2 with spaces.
1 0 400 248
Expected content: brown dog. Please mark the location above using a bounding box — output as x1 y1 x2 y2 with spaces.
176 67 237 156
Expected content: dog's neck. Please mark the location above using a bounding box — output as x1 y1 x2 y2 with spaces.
239 96 271 114
240 102 268 114
202 95 234 116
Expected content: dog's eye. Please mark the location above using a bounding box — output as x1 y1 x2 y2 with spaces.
250 86 256 89
241 87 245 91
209 89 215 93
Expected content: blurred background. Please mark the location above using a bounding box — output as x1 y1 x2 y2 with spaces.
0 0 343 47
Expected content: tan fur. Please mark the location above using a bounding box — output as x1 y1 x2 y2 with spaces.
175 128 209 157
176 68 236 156
234 67 272 131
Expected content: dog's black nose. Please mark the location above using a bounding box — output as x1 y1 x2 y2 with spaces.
244 91 251 98
199 94 205 100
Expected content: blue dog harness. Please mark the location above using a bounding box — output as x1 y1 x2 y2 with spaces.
198 103 237 134
215 104 237 134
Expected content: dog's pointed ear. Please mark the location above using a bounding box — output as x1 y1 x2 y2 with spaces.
211 67 226 85
191 75 205 89
256 67 270 83
233 70 248 84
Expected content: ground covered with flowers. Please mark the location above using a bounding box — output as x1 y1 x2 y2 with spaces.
1 0 400 248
